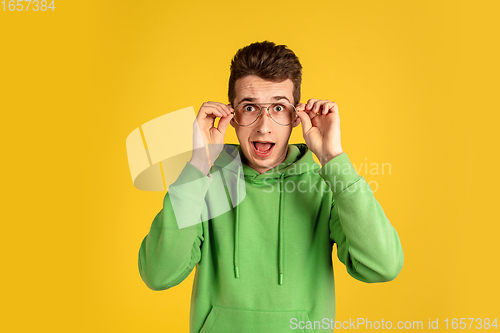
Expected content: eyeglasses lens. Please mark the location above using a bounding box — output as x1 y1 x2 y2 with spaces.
234 103 295 126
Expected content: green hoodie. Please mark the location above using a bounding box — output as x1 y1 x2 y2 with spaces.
138 143 404 333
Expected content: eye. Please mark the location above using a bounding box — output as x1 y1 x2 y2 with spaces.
243 104 257 112
273 104 285 112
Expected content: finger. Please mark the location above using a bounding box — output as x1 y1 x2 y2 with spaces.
322 101 332 115
216 103 230 116
205 102 230 116
312 101 323 114
332 102 338 113
324 102 337 115
203 105 226 118
226 103 234 115
212 103 229 117
207 107 224 118
296 102 306 112
211 102 231 116
312 100 330 114
318 102 326 115
306 110 318 119
306 99 320 111
217 113 233 134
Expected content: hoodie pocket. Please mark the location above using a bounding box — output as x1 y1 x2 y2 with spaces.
198 305 315 333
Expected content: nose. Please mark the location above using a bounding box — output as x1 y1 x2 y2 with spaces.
255 107 272 134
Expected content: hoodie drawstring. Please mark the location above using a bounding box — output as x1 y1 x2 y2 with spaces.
231 167 285 285
234 167 241 279
278 172 285 285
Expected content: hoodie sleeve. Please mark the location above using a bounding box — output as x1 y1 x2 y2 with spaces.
318 153 404 283
138 161 212 291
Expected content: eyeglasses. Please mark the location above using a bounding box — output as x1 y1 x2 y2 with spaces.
231 102 297 127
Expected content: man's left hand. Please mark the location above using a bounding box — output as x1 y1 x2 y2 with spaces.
296 99 344 166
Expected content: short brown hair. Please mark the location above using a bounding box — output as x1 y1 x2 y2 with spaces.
228 41 302 106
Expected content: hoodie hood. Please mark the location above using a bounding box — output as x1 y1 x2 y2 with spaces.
212 143 320 285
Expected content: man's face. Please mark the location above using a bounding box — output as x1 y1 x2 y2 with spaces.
230 75 301 174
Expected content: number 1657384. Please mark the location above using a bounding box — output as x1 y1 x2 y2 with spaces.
2 0 55 11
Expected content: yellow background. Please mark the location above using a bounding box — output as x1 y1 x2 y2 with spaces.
1 0 499 331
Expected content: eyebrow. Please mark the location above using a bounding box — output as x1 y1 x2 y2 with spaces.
236 96 291 105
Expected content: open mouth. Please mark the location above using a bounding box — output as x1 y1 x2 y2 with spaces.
251 141 275 156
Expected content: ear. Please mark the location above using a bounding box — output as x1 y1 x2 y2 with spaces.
230 117 236 128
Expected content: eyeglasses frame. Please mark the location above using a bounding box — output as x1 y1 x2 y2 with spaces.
230 102 298 127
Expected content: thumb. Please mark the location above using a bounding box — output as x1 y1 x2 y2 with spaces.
296 111 312 135
217 113 233 136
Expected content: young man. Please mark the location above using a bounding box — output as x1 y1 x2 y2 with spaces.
138 41 404 333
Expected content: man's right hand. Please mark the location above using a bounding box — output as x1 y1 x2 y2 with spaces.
189 102 234 175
